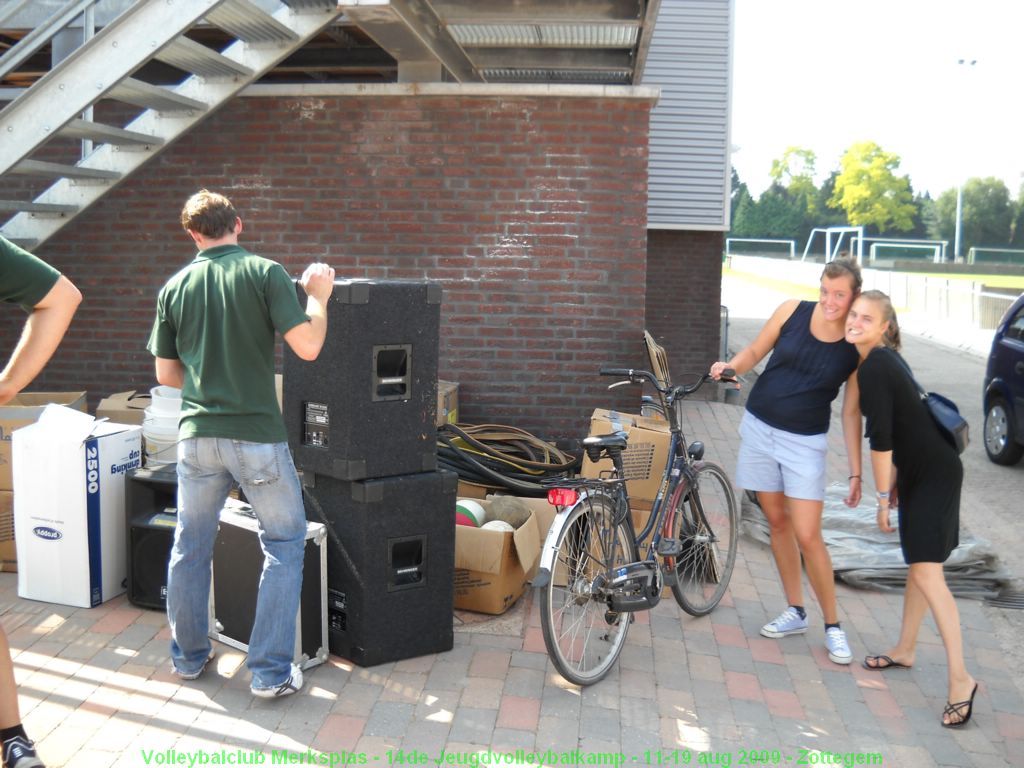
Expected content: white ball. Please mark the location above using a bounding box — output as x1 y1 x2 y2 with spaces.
481 520 515 533
455 499 487 527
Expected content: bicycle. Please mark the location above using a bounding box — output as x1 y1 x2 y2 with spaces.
533 365 739 685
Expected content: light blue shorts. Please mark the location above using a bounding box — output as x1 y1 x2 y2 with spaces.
735 411 828 502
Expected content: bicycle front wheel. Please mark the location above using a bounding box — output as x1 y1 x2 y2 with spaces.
540 492 635 686
668 462 738 616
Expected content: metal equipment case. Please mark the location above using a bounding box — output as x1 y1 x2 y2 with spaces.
209 501 328 670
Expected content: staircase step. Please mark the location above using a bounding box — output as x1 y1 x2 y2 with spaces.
1 0 346 246
0 200 78 214
281 0 339 9
155 37 254 79
58 119 164 148
10 160 120 181
207 0 300 44
107 78 208 113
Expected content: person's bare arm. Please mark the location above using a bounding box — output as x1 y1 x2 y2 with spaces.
841 371 864 508
155 357 186 390
709 299 799 380
0 275 82 405
283 263 335 361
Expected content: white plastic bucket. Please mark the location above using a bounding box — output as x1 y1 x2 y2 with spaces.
143 406 179 467
150 385 183 414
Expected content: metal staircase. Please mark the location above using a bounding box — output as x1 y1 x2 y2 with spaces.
0 0 345 248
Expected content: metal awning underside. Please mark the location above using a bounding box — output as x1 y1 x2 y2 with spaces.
0 0 663 87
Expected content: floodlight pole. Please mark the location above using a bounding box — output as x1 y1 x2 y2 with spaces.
953 57 976 263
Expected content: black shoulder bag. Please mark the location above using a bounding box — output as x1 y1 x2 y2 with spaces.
894 354 969 454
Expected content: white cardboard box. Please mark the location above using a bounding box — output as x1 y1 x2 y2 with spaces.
13 405 142 607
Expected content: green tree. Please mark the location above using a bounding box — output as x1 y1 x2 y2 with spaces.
770 146 819 217
1011 185 1024 249
828 142 915 232
962 177 1013 250
932 177 1014 257
729 167 752 230
932 187 958 248
747 183 804 239
730 189 757 237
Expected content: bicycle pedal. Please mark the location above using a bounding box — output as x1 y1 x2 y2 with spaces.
656 539 684 558
662 567 678 587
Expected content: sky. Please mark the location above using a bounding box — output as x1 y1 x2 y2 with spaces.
731 0 1024 201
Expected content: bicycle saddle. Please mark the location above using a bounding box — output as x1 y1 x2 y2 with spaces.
583 432 628 450
583 432 627 462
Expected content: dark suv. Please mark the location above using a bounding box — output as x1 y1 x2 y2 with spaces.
984 292 1024 465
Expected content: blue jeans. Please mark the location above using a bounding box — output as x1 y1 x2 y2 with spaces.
167 437 306 689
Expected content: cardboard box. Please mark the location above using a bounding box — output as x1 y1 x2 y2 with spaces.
437 380 459 427
14 405 142 607
453 499 541 615
0 391 87 490
96 390 152 426
0 490 14 572
580 409 671 504
456 480 492 500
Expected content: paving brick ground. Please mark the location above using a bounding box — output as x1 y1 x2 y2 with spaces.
3 390 1022 767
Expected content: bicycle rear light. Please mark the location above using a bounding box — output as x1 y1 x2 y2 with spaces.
547 488 578 506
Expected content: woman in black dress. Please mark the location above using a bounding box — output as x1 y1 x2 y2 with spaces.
846 290 978 728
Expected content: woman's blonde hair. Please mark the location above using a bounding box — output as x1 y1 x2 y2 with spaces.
860 289 902 351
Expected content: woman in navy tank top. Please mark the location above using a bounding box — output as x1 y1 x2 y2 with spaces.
710 258 862 665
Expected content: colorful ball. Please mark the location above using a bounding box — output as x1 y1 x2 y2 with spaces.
455 499 487 527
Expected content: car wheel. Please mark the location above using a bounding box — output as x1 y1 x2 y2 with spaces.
984 397 1024 465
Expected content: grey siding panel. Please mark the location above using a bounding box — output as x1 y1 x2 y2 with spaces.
645 0 732 230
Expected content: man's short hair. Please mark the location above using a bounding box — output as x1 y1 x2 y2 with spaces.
180 189 238 238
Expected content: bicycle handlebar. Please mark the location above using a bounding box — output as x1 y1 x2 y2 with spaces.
599 366 736 398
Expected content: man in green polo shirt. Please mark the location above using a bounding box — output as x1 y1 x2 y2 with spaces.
1 235 81 768
147 190 334 698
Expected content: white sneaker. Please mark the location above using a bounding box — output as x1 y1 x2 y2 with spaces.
825 626 853 665
251 664 303 698
760 607 808 638
172 650 214 681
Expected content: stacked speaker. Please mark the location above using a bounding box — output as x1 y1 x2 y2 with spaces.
284 279 456 667
126 464 179 610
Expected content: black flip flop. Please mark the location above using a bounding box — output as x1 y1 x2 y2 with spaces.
862 654 911 671
942 682 979 728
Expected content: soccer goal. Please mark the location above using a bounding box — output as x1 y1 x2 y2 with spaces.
967 247 1024 266
801 226 864 263
867 242 943 263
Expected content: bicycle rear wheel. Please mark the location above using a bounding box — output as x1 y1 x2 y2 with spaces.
540 492 635 686
667 461 738 616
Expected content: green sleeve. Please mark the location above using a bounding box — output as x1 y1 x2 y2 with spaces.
147 289 180 359
0 236 61 309
265 263 310 336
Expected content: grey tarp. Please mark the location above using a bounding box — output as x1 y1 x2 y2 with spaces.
740 483 1015 599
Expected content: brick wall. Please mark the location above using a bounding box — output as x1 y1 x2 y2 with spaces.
1 91 657 440
645 229 726 395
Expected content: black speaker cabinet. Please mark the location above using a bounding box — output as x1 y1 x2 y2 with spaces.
302 469 456 667
210 503 329 670
126 465 178 610
284 279 441 481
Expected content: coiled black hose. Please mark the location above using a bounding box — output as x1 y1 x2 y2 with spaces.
437 423 581 497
